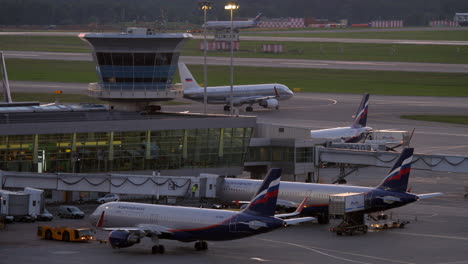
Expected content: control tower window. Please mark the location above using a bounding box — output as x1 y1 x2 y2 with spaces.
96 52 173 66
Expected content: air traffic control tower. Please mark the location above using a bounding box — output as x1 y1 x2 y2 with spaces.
79 28 192 111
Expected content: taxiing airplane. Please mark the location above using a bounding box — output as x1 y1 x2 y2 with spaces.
89 168 314 254
220 148 443 224
204 13 262 31
179 63 293 112
310 93 372 143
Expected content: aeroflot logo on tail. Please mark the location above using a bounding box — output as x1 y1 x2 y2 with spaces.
185 78 193 82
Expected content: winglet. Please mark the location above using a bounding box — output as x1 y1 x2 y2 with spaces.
275 197 308 218
97 210 105 228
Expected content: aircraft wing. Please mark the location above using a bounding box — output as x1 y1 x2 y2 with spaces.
275 197 308 218
103 224 173 237
283 217 316 225
417 192 443 199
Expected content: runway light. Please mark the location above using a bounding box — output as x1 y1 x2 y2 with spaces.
54 90 63 94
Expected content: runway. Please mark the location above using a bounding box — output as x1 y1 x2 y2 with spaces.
2 28 468 46
4 51 468 73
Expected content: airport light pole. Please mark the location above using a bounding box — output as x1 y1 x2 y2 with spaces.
199 1 212 114
225 2 239 116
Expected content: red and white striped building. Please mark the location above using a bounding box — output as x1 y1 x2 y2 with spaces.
261 44 284 53
200 41 240 51
429 20 459 27
370 20 404 28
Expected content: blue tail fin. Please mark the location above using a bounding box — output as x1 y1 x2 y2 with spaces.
242 168 281 217
351 93 369 128
253 13 262 23
377 148 413 193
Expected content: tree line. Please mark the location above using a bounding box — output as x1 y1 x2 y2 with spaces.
1 0 467 26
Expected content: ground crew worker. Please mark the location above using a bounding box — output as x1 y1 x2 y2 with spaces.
191 184 198 198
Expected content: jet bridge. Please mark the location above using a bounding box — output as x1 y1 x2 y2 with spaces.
314 147 468 183
0 171 220 202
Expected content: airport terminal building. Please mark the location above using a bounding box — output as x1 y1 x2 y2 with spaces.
0 111 255 176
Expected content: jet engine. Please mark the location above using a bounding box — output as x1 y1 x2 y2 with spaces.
259 98 279 109
108 230 141 248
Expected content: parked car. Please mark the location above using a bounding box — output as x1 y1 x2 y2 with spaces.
58 205 85 219
37 208 53 221
96 194 120 204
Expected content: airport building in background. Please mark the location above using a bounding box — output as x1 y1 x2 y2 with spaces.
0 111 255 176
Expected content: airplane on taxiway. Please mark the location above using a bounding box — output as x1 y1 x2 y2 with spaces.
220 148 443 224
89 168 314 254
178 62 294 112
204 13 262 31
310 93 372 143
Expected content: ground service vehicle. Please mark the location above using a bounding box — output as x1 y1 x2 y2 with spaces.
58 205 85 219
0 188 44 222
96 194 120 204
37 226 93 242
328 193 369 236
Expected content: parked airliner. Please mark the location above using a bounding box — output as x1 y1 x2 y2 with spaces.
204 13 262 31
179 62 294 112
310 93 372 143
89 168 314 254
220 148 442 224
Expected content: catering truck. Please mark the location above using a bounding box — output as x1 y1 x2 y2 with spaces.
0 187 44 222
328 192 368 235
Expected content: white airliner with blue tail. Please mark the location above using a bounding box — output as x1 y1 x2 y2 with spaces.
310 93 372 143
89 168 314 254
220 148 443 224
179 63 293 112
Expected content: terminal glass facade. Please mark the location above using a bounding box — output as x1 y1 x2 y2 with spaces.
0 128 252 173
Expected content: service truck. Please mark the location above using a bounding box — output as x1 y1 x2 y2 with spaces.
0 187 44 222
328 192 369 235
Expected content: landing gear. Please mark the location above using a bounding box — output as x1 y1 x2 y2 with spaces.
245 106 253 112
223 105 230 111
194 241 208 251
275 106 279 110
151 245 165 254
317 214 329 224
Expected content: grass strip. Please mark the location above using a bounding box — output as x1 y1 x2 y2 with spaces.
401 115 468 125
243 30 468 41
3 59 468 97
1 35 468 64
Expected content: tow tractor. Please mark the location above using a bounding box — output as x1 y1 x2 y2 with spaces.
37 226 94 242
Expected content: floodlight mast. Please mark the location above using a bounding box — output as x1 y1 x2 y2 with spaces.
199 1 213 114
224 2 239 116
